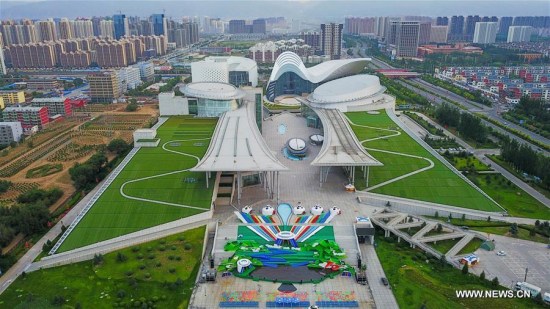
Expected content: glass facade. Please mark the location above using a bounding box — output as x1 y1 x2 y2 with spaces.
188 99 198 115
266 72 318 101
196 98 240 117
229 71 250 87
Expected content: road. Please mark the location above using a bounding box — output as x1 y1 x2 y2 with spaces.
408 112 550 207
395 79 550 157
365 55 550 155
410 78 550 148
360 244 399 309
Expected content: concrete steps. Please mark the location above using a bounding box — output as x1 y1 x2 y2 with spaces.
412 222 436 240
446 233 475 258
418 232 466 243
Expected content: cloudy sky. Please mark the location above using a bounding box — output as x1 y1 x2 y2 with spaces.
1 0 548 20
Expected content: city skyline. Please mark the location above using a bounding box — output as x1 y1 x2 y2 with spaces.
1 1 549 20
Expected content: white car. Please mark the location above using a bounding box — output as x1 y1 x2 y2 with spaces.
496 251 506 256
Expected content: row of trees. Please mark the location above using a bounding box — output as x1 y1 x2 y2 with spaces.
511 96 550 133
500 136 550 188
434 103 488 143
0 188 63 247
422 75 492 106
379 76 430 106
69 139 131 191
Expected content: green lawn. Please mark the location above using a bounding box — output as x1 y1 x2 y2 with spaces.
447 156 492 172
427 217 550 245
346 111 501 212
458 238 483 255
429 238 460 255
58 117 217 252
488 155 550 199
0 226 206 309
375 231 544 309
469 173 550 220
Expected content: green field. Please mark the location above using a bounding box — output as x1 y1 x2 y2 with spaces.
58 117 217 252
0 226 206 309
375 231 544 309
346 111 501 212
428 238 459 255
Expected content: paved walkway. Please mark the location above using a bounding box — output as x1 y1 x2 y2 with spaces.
360 244 399 309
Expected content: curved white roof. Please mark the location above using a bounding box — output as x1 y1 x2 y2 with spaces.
308 75 386 104
180 82 246 100
268 51 371 84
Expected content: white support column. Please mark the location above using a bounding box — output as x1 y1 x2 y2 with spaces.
206 172 209 189
352 166 355 185
237 171 242 205
319 166 323 188
366 166 370 188
276 171 280 205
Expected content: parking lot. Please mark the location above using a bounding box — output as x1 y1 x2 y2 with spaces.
471 234 550 292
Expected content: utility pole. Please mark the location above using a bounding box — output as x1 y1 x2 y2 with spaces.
524 267 528 282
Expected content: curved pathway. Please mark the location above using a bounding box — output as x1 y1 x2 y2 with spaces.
119 138 212 211
345 115 436 191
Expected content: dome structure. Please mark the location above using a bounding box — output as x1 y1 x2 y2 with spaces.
180 82 245 100
305 74 396 111
266 51 371 101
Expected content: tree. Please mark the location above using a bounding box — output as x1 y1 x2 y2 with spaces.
116 252 127 262
0 180 11 194
480 270 486 281
125 102 138 112
461 214 466 221
491 276 499 288
529 228 536 237
462 263 469 274
93 254 104 265
437 224 443 233
107 139 130 155
509 223 518 236
487 216 491 222
434 211 439 219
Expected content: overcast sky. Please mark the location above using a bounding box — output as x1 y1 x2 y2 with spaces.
1 1 549 20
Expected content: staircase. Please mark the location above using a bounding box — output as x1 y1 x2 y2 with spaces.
215 172 234 206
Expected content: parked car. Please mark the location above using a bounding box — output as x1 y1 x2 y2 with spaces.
496 251 506 256
381 277 389 286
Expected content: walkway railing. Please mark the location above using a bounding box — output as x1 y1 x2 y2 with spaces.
49 118 169 254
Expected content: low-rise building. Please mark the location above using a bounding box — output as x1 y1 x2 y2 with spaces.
87 72 122 103
1 106 49 129
0 122 24 146
159 92 189 116
191 56 258 87
137 62 155 82
26 79 61 91
30 97 72 117
0 90 25 104
417 44 483 58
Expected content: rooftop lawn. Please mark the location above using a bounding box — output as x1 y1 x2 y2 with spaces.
0 226 206 309
346 111 502 212
58 117 217 252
